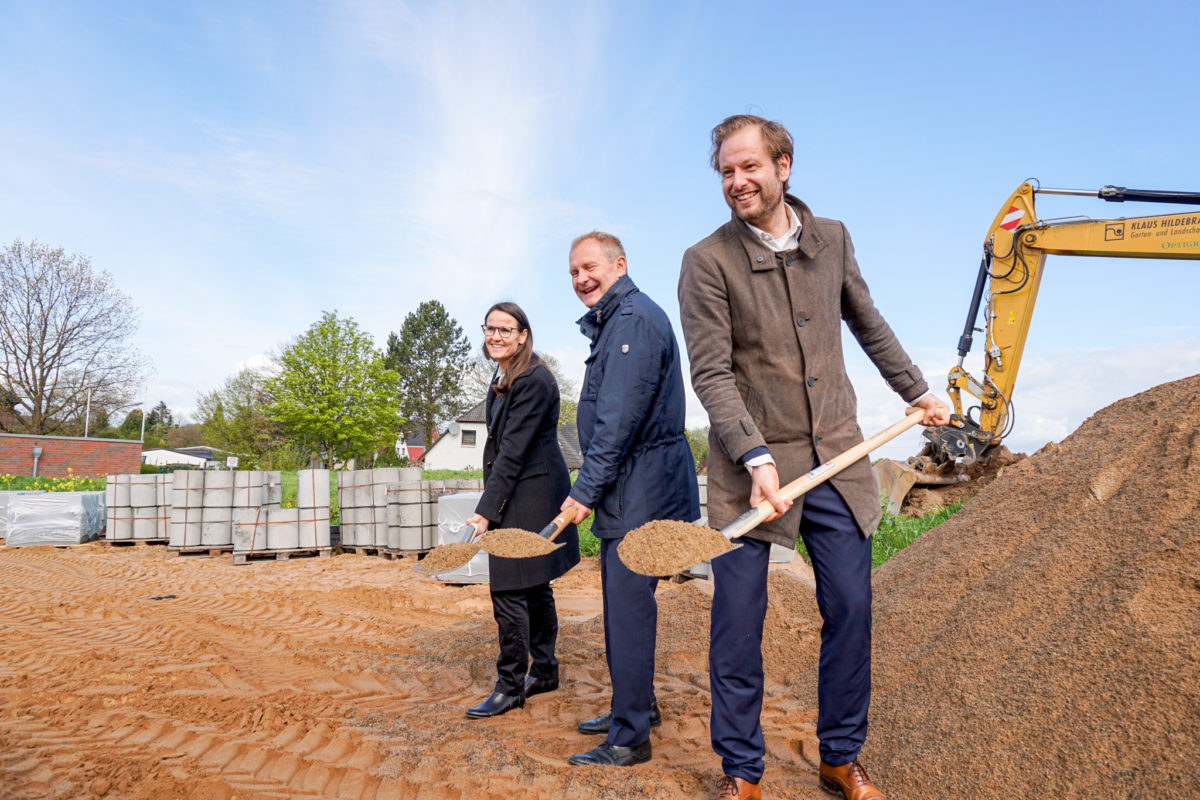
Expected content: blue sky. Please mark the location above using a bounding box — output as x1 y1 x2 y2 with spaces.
3 0 1198 461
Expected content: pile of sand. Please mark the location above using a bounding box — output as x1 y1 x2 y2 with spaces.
866 373 1200 798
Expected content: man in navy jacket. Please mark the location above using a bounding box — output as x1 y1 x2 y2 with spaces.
561 230 700 767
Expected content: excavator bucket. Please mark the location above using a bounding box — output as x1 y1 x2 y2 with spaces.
875 458 919 515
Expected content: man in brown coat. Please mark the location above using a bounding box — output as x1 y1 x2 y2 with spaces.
678 114 949 800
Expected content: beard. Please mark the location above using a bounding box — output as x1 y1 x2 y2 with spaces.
726 177 786 231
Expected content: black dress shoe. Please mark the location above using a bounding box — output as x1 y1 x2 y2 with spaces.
523 674 559 697
466 690 525 719
567 740 652 766
576 700 662 734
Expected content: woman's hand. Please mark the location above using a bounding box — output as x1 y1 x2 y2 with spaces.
464 514 490 537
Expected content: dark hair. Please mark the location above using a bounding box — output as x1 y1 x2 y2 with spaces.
709 114 794 191
483 301 542 393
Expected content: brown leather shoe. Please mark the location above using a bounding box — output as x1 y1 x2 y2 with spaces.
819 760 886 800
712 774 761 800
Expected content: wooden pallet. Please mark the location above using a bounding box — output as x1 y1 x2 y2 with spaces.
102 538 168 547
341 545 387 557
232 547 333 565
166 546 234 558
381 548 429 562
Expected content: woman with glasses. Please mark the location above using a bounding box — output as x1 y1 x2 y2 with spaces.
463 301 580 719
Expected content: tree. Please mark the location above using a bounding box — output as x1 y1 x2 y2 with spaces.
0 239 148 434
386 300 472 443
267 311 403 468
686 426 710 474
118 409 144 440
540 353 579 428
196 368 284 461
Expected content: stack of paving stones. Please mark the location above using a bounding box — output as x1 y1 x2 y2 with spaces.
104 474 131 541
386 467 425 552
295 468 332 549
104 474 169 543
168 471 204 548
337 468 394 550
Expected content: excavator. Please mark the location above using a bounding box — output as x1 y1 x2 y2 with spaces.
877 180 1200 513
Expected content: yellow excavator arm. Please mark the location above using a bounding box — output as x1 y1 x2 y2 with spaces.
926 181 1200 466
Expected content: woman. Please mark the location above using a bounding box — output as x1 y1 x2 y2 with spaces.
463 301 580 719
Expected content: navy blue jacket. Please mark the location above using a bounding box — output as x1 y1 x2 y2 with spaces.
570 275 699 538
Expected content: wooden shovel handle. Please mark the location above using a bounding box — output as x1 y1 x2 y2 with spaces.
718 408 925 541
540 513 573 542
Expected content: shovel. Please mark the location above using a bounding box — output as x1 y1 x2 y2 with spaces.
618 409 926 576
477 512 572 558
715 408 925 541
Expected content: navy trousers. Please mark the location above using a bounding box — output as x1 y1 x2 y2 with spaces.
599 536 659 747
710 477 872 782
490 582 559 695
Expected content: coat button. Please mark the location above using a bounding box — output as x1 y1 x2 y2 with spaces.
796 315 808 327
786 256 794 266
756 255 764 263
814 435 822 446
807 376 818 386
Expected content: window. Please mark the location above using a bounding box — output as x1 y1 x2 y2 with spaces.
462 429 477 446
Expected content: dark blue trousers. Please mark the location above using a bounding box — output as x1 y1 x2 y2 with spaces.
710 478 872 781
599 536 658 747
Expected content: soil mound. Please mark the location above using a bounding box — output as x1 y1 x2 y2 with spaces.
866 373 1200 798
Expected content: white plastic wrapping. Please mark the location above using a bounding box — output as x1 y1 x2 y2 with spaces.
434 491 488 583
4 491 105 546
1 490 46 539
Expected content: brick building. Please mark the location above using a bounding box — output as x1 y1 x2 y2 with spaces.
0 432 142 478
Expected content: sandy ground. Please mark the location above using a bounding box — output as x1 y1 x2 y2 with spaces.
0 543 827 800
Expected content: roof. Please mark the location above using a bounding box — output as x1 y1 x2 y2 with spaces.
557 425 583 471
142 447 213 460
458 400 487 424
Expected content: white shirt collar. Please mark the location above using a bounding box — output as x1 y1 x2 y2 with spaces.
745 203 802 252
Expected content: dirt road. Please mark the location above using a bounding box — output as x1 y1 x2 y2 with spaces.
0 545 825 799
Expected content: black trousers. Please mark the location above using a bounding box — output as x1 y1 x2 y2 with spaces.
710 477 872 782
490 582 559 695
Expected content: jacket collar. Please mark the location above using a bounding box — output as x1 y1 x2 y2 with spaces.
576 274 638 341
732 194 826 271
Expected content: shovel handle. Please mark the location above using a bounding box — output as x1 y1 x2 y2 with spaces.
718 408 926 541
538 513 573 542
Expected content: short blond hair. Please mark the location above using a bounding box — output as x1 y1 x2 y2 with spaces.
570 230 626 264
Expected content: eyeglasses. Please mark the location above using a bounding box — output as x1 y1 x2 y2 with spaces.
481 324 521 339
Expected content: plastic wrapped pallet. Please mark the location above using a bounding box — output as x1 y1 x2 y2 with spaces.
1 490 45 540
5 491 105 546
433 491 488 583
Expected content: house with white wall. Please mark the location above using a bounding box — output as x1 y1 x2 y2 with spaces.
421 401 488 471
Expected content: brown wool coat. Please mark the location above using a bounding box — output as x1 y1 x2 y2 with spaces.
678 195 928 545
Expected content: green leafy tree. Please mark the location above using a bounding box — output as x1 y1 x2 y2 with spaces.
196 368 284 462
386 300 472 443
118 409 144 440
267 311 403 468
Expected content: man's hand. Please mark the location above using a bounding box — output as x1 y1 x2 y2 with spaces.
749 463 792 522
560 496 592 524
912 393 951 427
464 513 489 536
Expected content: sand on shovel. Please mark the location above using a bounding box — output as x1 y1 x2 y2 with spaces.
477 528 560 558
618 520 734 576
414 541 481 574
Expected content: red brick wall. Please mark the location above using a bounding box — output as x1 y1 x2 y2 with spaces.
0 433 142 478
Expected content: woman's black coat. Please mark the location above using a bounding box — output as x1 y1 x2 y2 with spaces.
474 361 579 592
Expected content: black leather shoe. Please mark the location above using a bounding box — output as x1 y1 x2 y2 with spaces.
466 691 525 719
523 674 559 697
576 700 662 734
567 740 652 766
